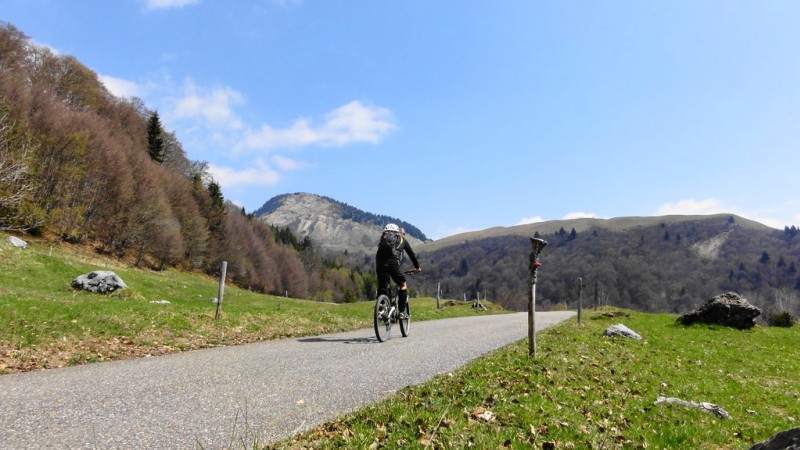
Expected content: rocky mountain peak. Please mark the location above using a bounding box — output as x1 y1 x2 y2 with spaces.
255 192 425 255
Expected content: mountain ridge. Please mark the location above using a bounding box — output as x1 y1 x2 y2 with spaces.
252 192 799 315
255 192 427 255
418 213 773 252
412 214 799 314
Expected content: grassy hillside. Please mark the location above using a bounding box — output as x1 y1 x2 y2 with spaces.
269 310 799 450
0 232 505 374
418 214 773 253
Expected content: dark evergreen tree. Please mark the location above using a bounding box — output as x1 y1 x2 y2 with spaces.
207 181 224 210
146 111 165 164
759 251 770 264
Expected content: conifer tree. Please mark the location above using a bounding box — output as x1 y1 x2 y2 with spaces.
207 181 225 210
146 111 165 164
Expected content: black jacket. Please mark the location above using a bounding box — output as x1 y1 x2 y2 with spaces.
376 236 420 269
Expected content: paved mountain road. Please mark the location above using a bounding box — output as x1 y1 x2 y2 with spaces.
0 311 574 449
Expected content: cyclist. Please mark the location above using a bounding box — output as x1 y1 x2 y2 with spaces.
376 224 421 318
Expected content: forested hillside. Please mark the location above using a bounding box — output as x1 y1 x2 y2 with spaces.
0 23 372 302
414 216 800 315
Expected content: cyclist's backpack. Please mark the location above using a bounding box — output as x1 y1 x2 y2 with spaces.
379 230 403 252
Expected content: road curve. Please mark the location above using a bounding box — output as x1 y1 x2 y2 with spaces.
0 311 574 449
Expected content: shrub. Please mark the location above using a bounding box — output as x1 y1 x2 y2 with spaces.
765 311 797 327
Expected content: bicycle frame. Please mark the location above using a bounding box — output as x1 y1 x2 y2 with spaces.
374 270 418 342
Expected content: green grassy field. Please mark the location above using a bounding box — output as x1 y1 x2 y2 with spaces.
267 311 799 450
0 233 505 374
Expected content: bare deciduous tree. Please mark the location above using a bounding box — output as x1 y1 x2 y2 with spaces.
0 107 41 231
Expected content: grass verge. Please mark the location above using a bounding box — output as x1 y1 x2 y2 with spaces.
267 310 799 449
0 233 505 374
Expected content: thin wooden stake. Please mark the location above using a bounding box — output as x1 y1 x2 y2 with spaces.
528 238 547 358
215 261 227 320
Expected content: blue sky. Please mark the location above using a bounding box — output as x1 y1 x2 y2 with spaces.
3 0 799 239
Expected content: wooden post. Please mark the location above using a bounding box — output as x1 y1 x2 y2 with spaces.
214 261 227 320
436 282 441 309
530 282 536 356
528 238 547 358
577 277 583 324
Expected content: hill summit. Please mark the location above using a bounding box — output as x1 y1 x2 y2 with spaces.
254 193 427 255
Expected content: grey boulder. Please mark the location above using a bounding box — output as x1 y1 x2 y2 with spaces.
7 236 27 248
604 323 642 340
678 292 761 329
749 427 800 450
72 271 128 293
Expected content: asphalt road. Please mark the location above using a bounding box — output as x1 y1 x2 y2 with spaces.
0 311 574 449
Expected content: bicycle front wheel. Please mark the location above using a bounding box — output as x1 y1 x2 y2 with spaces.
374 295 393 342
399 301 410 338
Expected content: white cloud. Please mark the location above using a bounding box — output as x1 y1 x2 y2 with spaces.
323 101 397 144
516 215 544 225
145 0 199 10
99 75 140 98
160 80 395 155
208 161 280 189
655 198 795 229
145 78 396 196
516 211 599 226
239 101 397 151
562 211 599 220
29 40 59 55
430 225 477 240
172 81 245 129
271 155 310 170
751 216 792 229
656 198 727 216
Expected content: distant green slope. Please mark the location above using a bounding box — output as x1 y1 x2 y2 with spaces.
419 213 772 253
412 214 800 315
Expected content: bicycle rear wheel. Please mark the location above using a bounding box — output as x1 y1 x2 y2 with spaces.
399 301 410 337
374 295 393 342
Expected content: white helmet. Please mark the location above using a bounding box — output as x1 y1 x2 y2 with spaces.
384 223 400 232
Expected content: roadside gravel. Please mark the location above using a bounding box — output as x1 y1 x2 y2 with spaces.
0 311 574 449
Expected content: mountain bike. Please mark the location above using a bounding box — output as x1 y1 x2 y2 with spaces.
374 271 417 342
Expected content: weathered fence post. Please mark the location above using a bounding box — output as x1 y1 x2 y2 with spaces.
436 282 441 309
594 279 599 310
577 277 584 324
214 261 227 320
528 237 547 358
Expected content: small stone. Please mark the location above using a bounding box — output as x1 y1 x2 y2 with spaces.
604 323 642 340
